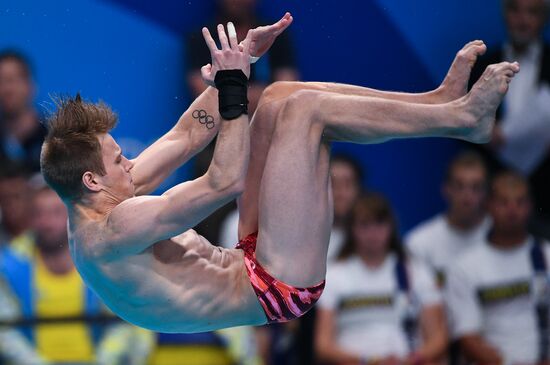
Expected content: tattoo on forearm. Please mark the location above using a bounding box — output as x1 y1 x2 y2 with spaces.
192 109 215 129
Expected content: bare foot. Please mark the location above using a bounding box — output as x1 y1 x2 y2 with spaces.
436 40 487 102
462 61 520 143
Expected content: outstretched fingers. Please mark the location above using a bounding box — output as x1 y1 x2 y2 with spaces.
201 22 252 84
256 12 293 37
273 12 293 35
202 27 219 54
227 22 239 50
217 24 230 50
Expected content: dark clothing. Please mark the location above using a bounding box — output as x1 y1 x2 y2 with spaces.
0 114 46 173
468 43 550 229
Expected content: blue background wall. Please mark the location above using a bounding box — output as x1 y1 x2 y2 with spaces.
2 0 548 232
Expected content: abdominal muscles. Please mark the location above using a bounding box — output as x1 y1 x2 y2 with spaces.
73 230 263 333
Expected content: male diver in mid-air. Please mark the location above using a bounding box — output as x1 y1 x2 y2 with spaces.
40 13 519 332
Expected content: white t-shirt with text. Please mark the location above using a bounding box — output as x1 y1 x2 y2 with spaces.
406 214 491 283
318 254 441 359
446 237 550 364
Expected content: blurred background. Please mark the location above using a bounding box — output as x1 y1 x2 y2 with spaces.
2 0 550 364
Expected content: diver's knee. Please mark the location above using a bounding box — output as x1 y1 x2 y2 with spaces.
258 81 303 107
280 89 323 125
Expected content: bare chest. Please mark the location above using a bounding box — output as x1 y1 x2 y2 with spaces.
71 228 258 332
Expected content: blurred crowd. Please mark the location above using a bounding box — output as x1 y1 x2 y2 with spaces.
2 0 550 364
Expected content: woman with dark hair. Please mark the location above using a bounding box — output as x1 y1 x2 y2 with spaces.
315 193 447 365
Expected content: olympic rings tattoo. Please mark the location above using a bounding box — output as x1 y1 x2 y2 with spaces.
192 109 215 129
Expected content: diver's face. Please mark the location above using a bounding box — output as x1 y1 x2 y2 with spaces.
505 0 547 47
98 133 135 201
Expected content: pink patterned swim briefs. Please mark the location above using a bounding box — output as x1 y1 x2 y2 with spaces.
236 232 325 324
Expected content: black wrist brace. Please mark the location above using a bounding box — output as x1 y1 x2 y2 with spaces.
215 70 249 120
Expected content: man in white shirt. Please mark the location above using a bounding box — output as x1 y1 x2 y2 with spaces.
469 0 550 238
446 170 550 364
406 151 491 285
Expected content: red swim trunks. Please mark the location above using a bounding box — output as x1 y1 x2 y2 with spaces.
236 232 325 324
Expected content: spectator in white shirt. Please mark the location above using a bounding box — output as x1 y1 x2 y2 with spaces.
316 193 447 365
406 151 491 286
469 0 550 238
446 170 550 365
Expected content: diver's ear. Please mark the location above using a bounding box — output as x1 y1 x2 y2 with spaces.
82 171 102 193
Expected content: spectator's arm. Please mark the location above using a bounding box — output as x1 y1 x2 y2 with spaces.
404 233 428 264
96 323 154 365
410 261 447 362
315 308 363 365
0 278 47 365
0 329 48 365
446 262 501 364
459 334 502 365
95 302 154 365
413 304 448 362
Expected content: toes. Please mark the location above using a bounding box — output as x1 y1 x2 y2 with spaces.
494 61 519 71
475 44 487 56
464 40 485 52
457 41 487 63
487 63 520 86
464 40 484 48
483 64 498 77
499 61 520 73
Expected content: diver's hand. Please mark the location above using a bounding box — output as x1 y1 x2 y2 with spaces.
201 22 251 87
240 12 293 58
